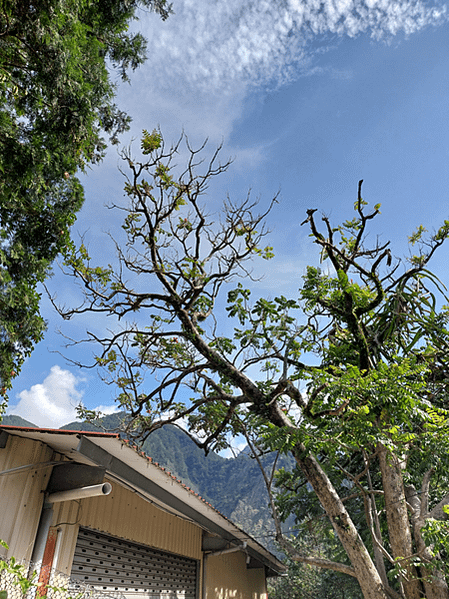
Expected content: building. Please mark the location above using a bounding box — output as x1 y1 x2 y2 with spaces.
0 425 285 599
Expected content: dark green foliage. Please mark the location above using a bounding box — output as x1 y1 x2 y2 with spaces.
268 537 363 599
0 0 171 400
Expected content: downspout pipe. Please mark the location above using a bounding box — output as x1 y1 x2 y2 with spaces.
46 482 112 503
202 553 208 599
30 505 54 566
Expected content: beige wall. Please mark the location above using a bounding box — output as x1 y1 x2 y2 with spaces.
0 434 54 561
51 478 203 575
205 551 267 599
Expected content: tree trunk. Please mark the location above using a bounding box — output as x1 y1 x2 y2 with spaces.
412 518 449 599
405 484 449 599
377 444 423 599
368 492 390 590
293 445 390 599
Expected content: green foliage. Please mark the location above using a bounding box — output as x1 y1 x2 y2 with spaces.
268 537 362 599
62 145 449 598
0 0 171 397
409 225 428 245
141 129 163 154
421 517 449 568
0 542 37 596
0 539 84 599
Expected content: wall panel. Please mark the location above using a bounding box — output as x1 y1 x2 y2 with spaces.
52 479 202 576
205 552 267 599
0 435 54 561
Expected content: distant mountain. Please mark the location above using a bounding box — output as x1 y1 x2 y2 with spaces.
0 414 39 428
61 412 291 550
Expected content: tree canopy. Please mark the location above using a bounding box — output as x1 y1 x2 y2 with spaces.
0 0 171 398
57 131 449 599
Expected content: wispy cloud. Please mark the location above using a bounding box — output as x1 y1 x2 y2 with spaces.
117 0 447 150
138 0 446 93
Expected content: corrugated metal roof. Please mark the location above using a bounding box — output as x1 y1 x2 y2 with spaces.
0 425 285 574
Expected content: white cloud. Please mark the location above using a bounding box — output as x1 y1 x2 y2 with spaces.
93 404 121 416
137 0 446 93
219 437 248 459
8 366 117 429
115 0 448 158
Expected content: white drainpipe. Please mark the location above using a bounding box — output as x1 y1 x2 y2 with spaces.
31 483 112 565
46 482 112 503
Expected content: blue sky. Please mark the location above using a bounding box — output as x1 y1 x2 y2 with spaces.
7 0 449 437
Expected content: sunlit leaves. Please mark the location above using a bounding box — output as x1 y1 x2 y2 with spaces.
254 244 275 260
227 284 251 325
209 337 237 355
435 220 449 242
155 163 175 191
141 128 163 154
421 518 449 570
409 224 427 246
95 350 118 373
